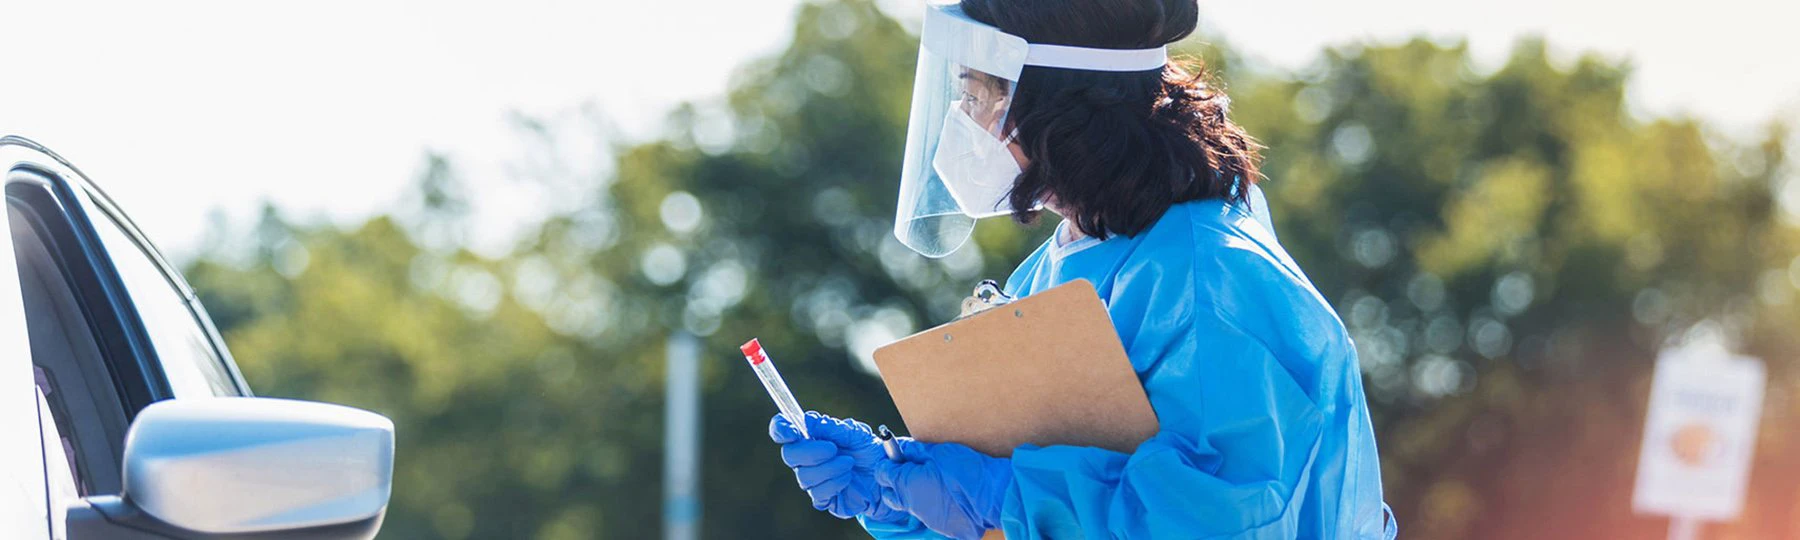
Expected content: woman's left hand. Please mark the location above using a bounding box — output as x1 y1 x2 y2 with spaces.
769 412 904 521
873 438 1013 540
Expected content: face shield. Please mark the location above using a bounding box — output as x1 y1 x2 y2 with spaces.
893 3 1169 258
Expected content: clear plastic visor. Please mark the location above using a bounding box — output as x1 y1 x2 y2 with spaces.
893 46 1021 258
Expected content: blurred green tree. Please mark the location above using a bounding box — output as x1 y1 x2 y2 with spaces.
185 1 1796 538
1233 39 1794 538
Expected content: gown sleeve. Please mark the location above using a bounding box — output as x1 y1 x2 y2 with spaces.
1000 232 1328 539
1000 329 1324 539
858 514 949 539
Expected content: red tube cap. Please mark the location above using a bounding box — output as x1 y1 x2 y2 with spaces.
740 339 765 364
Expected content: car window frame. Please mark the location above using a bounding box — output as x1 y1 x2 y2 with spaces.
73 183 251 398
2 136 252 402
4 168 170 414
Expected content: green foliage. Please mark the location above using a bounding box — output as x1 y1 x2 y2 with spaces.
1235 38 1795 538
186 2 1796 538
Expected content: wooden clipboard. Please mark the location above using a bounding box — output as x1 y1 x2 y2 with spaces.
873 280 1159 538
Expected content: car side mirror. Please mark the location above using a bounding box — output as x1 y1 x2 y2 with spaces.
65 397 394 540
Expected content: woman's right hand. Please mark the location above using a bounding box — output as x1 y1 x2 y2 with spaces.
769 412 905 522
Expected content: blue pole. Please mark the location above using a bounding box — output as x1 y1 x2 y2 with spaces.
664 333 700 540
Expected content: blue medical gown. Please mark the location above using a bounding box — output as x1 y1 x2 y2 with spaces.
862 188 1393 539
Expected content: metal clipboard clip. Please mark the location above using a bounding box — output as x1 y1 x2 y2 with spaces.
958 279 1016 319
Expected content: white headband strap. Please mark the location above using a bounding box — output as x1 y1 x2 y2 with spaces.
1024 43 1168 72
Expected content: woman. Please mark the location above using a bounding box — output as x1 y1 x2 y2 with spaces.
769 0 1394 538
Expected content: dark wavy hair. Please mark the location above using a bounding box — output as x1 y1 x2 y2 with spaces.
961 0 1263 239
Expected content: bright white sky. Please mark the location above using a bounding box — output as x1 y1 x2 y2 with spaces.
3 0 1796 260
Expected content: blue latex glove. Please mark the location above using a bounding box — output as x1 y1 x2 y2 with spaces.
770 412 905 521
873 438 1012 540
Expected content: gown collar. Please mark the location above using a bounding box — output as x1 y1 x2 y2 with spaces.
1048 220 1107 260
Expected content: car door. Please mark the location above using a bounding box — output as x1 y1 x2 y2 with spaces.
6 136 393 540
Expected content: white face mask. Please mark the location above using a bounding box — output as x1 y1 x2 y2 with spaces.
930 106 1022 218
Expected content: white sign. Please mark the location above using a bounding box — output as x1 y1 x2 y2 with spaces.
1631 338 1766 520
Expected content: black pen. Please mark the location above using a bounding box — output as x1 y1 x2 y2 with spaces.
877 425 902 461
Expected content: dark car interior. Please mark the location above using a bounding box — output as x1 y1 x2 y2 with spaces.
9 199 128 496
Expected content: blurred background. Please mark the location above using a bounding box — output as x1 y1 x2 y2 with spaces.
5 0 1800 538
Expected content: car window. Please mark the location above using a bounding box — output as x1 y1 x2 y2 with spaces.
11 197 130 496
84 208 239 398
0 193 53 539
34 367 83 496
37 384 78 540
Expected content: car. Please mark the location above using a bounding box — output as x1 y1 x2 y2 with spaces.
0 135 395 540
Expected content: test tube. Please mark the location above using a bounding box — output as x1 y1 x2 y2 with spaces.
740 338 809 438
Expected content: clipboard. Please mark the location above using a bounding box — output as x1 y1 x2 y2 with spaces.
874 279 1158 539
873 278 1159 459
